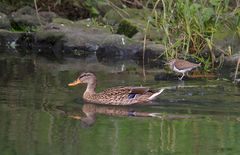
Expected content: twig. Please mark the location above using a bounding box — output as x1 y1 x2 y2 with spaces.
142 0 160 80
34 0 42 27
121 0 143 8
108 0 129 18
234 54 240 82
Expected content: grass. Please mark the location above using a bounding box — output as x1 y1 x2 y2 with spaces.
144 0 240 72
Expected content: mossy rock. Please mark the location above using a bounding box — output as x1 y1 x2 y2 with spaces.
10 6 40 28
117 18 163 40
117 19 138 38
52 17 112 34
52 18 74 26
104 8 163 40
10 6 57 31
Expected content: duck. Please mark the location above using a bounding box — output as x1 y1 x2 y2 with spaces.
68 72 164 105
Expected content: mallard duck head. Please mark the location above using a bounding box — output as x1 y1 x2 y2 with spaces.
68 72 96 87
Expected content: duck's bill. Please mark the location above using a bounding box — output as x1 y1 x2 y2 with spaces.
68 79 81 86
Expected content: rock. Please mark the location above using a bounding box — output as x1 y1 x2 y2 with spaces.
0 12 11 29
134 43 165 62
25 18 165 61
104 8 163 40
0 29 22 47
96 0 124 16
39 11 58 23
95 40 165 64
10 6 58 29
45 18 136 51
10 6 40 27
15 30 65 59
96 43 141 63
132 32 144 40
0 2 15 14
52 18 111 33
234 79 240 86
1 15 166 63
146 43 165 53
51 17 75 26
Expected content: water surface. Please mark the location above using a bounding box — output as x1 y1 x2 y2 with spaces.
0 52 240 155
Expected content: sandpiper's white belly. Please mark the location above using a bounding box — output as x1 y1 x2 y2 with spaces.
173 66 192 73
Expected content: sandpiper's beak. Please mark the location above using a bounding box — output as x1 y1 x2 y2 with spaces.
68 79 81 86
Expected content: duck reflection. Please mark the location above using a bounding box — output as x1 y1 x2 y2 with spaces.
66 103 152 127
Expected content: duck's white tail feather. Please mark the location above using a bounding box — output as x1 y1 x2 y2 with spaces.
148 113 163 118
148 88 165 100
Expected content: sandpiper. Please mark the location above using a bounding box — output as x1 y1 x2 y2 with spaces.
166 59 201 80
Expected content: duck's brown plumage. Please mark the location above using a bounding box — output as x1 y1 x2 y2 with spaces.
68 73 164 105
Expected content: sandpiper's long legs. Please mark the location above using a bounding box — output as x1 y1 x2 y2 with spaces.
179 73 185 80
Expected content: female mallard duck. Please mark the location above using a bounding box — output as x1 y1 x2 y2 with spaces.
68 72 164 105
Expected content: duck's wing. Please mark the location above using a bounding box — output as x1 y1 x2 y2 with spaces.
99 86 131 96
84 86 163 105
129 87 151 94
90 86 153 104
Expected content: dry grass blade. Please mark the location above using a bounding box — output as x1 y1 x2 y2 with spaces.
34 0 42 27
142 0 161 80
234 54 240 82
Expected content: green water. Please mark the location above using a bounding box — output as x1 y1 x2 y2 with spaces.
0 53 240 155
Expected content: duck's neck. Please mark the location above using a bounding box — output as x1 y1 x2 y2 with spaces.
84 82 96 97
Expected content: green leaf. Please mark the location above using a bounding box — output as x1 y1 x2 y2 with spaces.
210 0 222 6
202 8 215 22
89 7 99 16
190 3 201 14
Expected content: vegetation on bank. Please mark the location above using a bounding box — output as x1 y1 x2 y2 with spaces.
0 0 239 73
158 0 239 72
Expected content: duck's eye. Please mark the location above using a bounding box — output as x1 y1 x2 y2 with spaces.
79 73 92 79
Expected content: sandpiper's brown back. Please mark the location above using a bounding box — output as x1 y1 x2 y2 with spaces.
174 59 200 70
